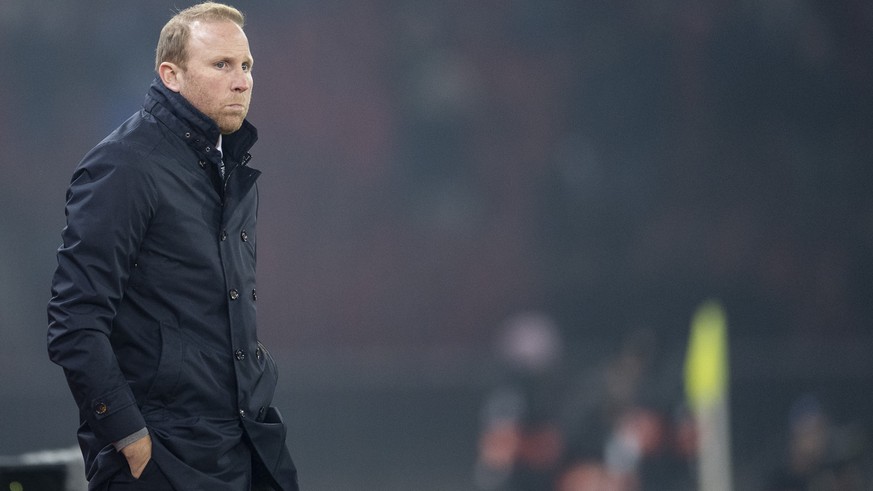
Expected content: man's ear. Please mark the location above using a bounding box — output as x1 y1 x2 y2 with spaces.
158 62 183 92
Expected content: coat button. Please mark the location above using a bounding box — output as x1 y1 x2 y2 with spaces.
198 160 206 168
205 146 211 153
220 230 228 241
240 230 248 242
95 402 108 415
251 289 257 301
235 349 246 360
239 409 247 418
229 289 239 300
256 347 262 360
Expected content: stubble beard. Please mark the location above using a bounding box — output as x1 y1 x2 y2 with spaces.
181 82 250 135
217 111 246 135
213 99 249 135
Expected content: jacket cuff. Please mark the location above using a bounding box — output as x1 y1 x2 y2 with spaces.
88 385 147 445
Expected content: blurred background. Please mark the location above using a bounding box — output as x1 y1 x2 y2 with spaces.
2 0 873 489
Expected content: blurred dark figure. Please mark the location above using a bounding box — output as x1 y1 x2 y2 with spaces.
475 318 695 490
474 312 567 490
556 327 695 491
767 395 871 491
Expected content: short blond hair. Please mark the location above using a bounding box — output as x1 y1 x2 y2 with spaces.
155 2 245 72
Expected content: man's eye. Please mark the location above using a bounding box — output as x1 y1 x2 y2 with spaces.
215 61 226 69
242 63 250 71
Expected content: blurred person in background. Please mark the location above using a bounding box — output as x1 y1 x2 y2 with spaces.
474 312 568 490
767 395 871 491
556 327 694 491
46 3 298 490
479 320 695 491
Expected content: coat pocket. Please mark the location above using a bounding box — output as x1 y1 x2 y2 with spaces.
241 407 292 475
143 321 183 407
246 341 279 415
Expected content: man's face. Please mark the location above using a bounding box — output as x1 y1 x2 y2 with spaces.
175 20 253 134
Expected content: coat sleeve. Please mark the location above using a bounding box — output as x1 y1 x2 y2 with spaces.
47 140 157 446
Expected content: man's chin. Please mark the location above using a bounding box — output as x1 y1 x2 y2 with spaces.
219 120 245 135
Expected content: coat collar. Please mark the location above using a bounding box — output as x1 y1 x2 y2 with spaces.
142 78 258 164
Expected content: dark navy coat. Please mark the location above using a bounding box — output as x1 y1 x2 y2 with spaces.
47 80 298 491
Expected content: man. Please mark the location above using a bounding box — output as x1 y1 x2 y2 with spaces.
47 3 299 490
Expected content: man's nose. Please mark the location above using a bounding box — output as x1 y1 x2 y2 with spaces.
231 69 251 92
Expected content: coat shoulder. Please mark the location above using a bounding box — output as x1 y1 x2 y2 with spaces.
78 111 173 177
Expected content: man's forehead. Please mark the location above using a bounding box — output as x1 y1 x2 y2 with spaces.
188 20 249 46
187 20 251 57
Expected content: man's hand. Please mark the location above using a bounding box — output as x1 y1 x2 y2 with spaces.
120 434 152 479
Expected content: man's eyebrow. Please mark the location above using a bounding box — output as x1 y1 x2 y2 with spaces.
210 54 253 63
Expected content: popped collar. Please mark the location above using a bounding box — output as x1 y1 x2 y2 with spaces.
142 78 257 172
